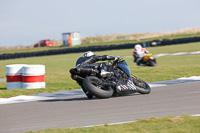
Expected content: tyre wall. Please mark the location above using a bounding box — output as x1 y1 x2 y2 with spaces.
0 36 200 60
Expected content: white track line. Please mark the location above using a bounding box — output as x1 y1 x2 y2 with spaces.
82 114 200 128
192 114 200 117
124 51 200 58
154 51 200 57
82 120 136 128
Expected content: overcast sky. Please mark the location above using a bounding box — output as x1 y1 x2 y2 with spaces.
0 0 200 47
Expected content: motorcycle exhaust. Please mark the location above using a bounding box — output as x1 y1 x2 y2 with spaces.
71 75 84 82
70 68 77 75
99 82 115 87
77 68 98 76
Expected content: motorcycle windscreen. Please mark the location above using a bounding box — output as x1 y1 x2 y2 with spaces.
116 77 137 94
117 60 131 76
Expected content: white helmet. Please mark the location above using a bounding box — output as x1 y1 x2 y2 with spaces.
134 44 142 51
83 51 95 57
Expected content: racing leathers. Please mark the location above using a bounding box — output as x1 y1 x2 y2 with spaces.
133 48 149 66
76 55 119 67
75 54 119 99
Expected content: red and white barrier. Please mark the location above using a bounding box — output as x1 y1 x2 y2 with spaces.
5 64 45 89
22 65 45 89
6 64 26 89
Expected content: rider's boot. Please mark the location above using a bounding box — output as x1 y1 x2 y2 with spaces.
85 92 93 99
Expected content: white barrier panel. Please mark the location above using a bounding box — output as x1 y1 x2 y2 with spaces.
22 65 45 89
22 82 46 89
5 64 27 89
5 64 45 89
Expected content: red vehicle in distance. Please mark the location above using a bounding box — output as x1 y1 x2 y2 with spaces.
34 39 54 47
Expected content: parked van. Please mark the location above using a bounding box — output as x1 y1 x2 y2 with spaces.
34 39 54 47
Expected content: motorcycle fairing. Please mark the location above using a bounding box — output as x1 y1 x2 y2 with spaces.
116 77 137 93
117 60 131 76
143 54 152 62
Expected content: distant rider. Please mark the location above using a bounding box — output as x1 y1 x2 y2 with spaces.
75 51 120 99
133 44 149 66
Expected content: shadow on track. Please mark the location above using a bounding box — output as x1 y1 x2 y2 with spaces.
39 96 89 102
39 93 140 103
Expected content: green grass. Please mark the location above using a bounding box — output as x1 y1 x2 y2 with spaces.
26 115 200 133
0 42 200 98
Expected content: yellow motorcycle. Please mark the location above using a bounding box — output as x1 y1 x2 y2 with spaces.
142 53 157 66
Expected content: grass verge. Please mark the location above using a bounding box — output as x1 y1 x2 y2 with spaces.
26 115 200 133
0 42 200 98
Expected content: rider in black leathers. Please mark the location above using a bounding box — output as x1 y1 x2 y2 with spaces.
73 51 119 99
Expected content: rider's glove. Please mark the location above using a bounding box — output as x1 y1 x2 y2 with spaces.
145 50 149 54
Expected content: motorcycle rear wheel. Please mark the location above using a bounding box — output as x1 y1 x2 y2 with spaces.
83 76 114 99
132 75 151 94
148 61 157 66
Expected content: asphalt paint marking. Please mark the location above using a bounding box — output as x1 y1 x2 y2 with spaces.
125 51 200 58
154 51 200 57
82 120 136 128
81 114 200 128
192 114 200 117
148 76 200 87
0 89 85 105
0 76 200 105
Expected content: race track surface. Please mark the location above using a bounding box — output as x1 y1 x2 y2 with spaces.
1 81 200 133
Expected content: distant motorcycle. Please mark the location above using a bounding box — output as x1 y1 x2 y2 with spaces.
70 57 151 99
141 53 157 67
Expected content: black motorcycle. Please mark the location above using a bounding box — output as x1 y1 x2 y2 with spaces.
70 58 151 99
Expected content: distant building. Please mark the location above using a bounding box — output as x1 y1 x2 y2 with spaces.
62 32 81 46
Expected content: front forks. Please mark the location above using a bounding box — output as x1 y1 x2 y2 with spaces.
131 75 145 88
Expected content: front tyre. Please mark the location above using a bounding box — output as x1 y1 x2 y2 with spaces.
83 76 114 99
132 75 151 94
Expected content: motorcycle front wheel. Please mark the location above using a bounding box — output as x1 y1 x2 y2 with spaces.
132 75 151 94
83 76 114 99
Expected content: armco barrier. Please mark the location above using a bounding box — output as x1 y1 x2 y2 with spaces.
5 64 45 89
0 36 200 60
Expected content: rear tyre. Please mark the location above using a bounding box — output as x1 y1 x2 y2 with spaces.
132 75 151 94
83 76 114 99
149 61 156 66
